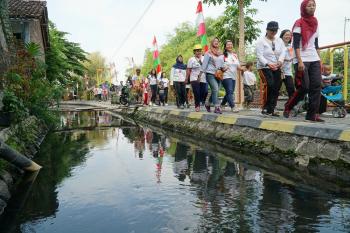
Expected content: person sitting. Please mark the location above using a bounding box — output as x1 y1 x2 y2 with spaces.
319 64 343 114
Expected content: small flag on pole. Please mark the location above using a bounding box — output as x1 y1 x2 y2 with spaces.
196 1 208 52
152 36 162 74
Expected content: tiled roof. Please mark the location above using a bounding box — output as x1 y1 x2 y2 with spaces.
8 0 47 19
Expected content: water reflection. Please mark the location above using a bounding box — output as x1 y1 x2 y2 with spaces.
0 111 349 233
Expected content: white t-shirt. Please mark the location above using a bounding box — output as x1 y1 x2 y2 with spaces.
187 56 206 82
171 67 186 82
222 52 240 80
148 75 157 85
243 71 257 86
282 45 294 76
256 37 286 69
293 26 320 63
159 78 169 88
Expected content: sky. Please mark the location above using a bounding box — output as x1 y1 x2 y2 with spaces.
47 0 350 82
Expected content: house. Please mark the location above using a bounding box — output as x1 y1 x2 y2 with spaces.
8 0 49 59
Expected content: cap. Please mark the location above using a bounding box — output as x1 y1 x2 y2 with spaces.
266 21 279 31
193 44 202 51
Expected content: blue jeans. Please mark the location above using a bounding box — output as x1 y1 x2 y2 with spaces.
221 78 236 108
206 74 221 106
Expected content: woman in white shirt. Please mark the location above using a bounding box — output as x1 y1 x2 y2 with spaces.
158 72 169 105
256 21 286 116
187 44 205 112
220 40 242 112
280 29 295 99
170 55 187 109
148 69 158 106
283 0 323 122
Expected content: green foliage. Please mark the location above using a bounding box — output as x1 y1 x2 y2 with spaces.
46 22 88 85
213 6 262 47
83 51 108 86
2 89 28 123
203 0 266 6
25 42 42 58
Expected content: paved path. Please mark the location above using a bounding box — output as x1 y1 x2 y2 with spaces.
60 100 350 142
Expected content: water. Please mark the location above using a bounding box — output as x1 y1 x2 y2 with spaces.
0 111 350 233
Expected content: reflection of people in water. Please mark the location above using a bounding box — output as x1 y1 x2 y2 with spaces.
191 150 208 184
155 142 164 183
134 128 146 159
173 142 190 182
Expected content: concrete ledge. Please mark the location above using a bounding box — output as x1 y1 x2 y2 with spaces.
144 107 350 142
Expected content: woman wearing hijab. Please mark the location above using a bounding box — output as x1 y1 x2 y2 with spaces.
170 55 187 109
283 0 323 122
256 21 286 116
199 38 224 114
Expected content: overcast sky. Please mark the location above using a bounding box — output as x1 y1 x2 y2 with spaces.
47 0 350 81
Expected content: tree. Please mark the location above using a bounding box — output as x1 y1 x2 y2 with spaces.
83 52 109 87
213 5 261 49
203 0 267 61
46 22 88 86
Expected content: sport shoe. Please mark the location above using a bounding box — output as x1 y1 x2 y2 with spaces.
261 109 269 115
231 107 239 113
195 106 200 112
205 104 211 112
214 107 222 114
180 105 185 109
271 112 280 117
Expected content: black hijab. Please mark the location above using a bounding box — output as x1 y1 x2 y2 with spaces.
172 55 187 70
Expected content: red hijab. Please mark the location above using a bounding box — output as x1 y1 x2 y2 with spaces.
293 0 318 49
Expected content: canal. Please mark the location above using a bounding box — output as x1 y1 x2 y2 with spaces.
0 111 349 233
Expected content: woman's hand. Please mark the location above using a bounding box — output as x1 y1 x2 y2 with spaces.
298 61 304 71
268 63 278 71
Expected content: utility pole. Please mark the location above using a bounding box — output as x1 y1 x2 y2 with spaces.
344 17 350 42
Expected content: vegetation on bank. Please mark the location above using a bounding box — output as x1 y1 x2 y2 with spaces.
2 22 88 127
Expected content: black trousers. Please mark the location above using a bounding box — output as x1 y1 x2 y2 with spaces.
150 84 157 103
261 68 282 113
175 82 186 106
164 87 168 103
285 61 321 118
280 75 295 98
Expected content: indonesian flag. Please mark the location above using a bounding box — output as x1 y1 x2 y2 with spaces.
196 1 208 52
152 36 162 74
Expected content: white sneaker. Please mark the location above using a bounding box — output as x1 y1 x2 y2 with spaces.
231 107 239 113
165 103 168 106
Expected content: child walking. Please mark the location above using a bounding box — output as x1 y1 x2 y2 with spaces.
243 62 257 109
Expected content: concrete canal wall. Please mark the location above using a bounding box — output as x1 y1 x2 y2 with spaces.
115 106 350 191
0 116 47 215
58 101 350 192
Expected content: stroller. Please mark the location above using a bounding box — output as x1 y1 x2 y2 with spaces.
291 75 346 118
321 84 347 118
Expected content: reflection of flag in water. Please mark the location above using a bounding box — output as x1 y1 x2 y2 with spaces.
196 1 208 52
152 36 162 74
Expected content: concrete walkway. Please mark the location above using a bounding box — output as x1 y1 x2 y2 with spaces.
61 100 350 142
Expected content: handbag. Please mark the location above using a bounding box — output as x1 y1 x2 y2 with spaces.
210 53 224 81
214 70 224 81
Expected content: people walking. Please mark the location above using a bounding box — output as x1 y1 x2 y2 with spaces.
256 21 286 116
283 0 324 122
280 30 295 99
148 69 158 106
200 38 223 114
220 40 242 112
187 44 205 112
171 55 187 109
